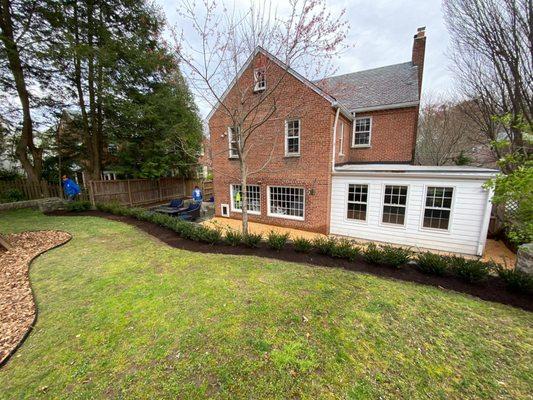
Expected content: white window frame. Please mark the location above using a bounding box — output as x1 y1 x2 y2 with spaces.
352 116 372 148
346 183 368 222
253 68 266 92
420 185 455 232
285 119 301 157
339 122 344 156
267 186 305 221
228 127 239 158
379 184 409 227
230 184 261 215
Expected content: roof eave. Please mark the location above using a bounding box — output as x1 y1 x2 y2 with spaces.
350 101 419 114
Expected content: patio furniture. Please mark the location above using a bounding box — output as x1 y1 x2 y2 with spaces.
178 202 201 221
153 198 185 215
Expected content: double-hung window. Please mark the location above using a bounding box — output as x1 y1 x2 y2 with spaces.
228 126 239 158
254 68 266 92
423 187 453 230
268 186 305 220
285 119 300 156
231 184 261 214
352 117 371 147
382 185 408 225
347 184 368 221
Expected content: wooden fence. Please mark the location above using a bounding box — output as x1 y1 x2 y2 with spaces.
0 180 63 201
88 177 213 207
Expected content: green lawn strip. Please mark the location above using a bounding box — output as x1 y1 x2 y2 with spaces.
0 209 531 399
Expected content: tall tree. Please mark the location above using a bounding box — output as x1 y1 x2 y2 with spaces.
174 0 349 234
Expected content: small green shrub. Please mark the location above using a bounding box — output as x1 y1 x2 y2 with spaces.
293 237 313 253
66 200 91 212
380 245 411 268
1 188 25 203
224 229 243 246
498 268 533 294
362 243 383 264
267 231 290 251
313 237 336 256
416 252 448 276
194 225 222 244
243 232 262 248
330 238 360 261
448 256 492 283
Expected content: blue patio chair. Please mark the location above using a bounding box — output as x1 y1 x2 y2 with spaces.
178 202 201 221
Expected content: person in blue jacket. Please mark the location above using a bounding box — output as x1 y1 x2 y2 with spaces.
62 175 81 201
192 185 203 203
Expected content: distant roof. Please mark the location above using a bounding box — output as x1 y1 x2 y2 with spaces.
317 62 420 111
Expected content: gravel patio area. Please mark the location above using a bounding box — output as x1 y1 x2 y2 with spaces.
0 231 71 366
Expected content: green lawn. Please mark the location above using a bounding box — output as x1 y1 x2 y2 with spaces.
0 209 532 399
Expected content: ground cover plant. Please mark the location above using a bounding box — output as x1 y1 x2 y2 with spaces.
0 208 532 399
267 231 290 251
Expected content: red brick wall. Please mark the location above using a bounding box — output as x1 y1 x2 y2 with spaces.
209 54 335 233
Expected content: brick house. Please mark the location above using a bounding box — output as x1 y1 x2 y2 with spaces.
208 27 497 255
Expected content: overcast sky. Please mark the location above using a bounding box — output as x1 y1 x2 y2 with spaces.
157 0 455 118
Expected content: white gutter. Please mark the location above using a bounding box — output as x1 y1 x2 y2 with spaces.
477 188 494 256
332 170 497 180
350 101 419 114
332 106 341 172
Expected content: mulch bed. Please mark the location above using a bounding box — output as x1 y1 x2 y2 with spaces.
48 210 532 312
0 231 71 366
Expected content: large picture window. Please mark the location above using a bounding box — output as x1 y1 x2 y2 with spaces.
347 184 368 221
228 127 239 158
382 185 407 225
285 119 300 156
231 184 261 214
423 187 453 230
268 186 305 220
352 117 371 147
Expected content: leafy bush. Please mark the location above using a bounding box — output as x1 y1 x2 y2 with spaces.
330 238 360 261
313 237 336 256
243 232 262 248
66 200 92 212
362 243 382 264
224 229 243 246
415 252 448 276
293 237 313 253
448 256 492 283
193 225 222 244
379 245 412 268
1 188 25 203
498 268 533 294
267 231 290 251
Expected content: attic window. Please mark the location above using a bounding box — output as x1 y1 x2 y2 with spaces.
254 68 266 92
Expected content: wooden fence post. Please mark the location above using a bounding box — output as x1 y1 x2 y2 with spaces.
157 179 162 202
127 180 133 206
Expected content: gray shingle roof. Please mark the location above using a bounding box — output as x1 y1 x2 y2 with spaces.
317 62 420 111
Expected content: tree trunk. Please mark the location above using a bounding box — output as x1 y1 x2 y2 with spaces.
0 234 12 251
240 161 249 236
0 0 42 182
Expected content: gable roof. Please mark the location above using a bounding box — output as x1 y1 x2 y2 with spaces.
316 62 420 112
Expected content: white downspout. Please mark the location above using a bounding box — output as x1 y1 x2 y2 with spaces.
477 187 494 256
332 106 341 172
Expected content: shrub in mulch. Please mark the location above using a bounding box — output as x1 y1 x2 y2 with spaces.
65 200 91 212
67 203 532 303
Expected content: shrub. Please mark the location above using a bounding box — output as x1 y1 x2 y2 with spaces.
448 256 492 283
193 225 222 244
243 232 262 248
416 252 448 276
313 237 336 256
498 268 533 294
330 238 360 261
0 188 25 203
224 229 243 246
379 245 411 268
293 237 313 253
66 200 91 212
267 231 290 251
362 243 383 264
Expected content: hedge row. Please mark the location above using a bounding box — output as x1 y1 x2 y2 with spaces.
81 202 532 295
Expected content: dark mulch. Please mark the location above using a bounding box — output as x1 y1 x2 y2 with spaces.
47 210 533 312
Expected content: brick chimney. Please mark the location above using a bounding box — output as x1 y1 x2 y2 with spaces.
412 26 426 96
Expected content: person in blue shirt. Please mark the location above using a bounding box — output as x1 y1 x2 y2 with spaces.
62 175 81 201
192 185 203 203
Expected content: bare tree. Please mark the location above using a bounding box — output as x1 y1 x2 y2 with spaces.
173 0 349 234
443 0 532 168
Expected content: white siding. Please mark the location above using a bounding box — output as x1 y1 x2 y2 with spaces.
330 174 492 255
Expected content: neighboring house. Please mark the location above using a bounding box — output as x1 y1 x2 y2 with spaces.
194 136 212 179
208 27 497 256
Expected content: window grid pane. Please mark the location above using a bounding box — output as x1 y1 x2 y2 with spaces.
423 186 453 230
354 117 371 146
229 127 239 157
232 185 261 213
382 185 407 225
347 184 368 221
269 186 304 218
286 120 300 154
